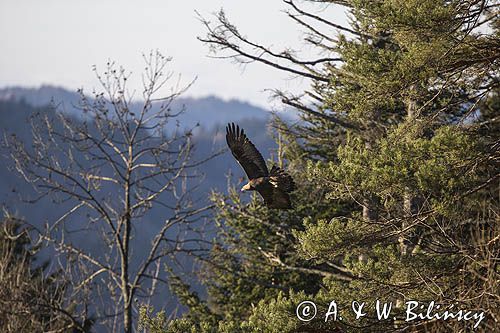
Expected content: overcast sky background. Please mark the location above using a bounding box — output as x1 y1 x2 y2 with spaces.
1 1 347 108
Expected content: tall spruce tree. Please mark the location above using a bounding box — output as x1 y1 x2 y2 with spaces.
141 1 499 332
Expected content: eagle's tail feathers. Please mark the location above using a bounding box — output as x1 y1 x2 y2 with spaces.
269 165 296 192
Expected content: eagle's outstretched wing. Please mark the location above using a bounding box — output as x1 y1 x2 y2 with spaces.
226 123 268 180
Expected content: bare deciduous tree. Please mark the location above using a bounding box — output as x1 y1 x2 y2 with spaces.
6 51 216 332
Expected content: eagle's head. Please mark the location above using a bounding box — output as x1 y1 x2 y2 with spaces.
241 182 253 192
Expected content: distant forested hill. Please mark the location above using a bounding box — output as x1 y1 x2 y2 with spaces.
0 85 280 228
0 87 280 322
0 85 278 130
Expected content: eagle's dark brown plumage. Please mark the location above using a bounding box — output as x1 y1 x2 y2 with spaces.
226 123 296 209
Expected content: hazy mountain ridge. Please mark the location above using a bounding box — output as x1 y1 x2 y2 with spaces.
0 85 272 130
0 85 278 192
0 86 278 220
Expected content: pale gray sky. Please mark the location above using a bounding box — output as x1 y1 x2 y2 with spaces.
0 0 347 108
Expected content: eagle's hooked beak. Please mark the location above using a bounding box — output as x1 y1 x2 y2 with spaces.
241 183 251 192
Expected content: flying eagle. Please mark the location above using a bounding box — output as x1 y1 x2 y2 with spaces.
226 123 296 209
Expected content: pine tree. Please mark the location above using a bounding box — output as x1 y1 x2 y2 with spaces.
142 1 499 332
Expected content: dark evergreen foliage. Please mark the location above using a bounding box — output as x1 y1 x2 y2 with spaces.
142 1 499 332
